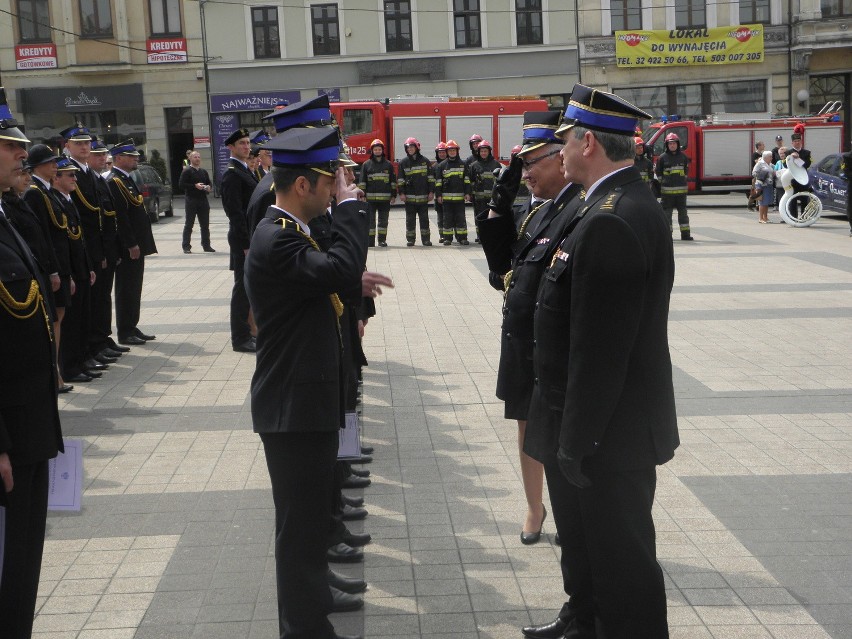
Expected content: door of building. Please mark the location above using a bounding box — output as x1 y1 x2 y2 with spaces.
165 106 194 192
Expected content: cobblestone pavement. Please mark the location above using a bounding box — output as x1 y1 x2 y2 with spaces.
35 200 852 638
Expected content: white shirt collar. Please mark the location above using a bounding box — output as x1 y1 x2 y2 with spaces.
230 157 249 170
112 166 130 177
584 166 632 201
33 174 52 190
270 205 310 236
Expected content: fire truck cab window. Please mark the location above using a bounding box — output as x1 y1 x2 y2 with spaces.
654 126 688 156
343 109 373 136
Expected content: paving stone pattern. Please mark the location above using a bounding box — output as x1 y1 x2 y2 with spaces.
36 200 852 638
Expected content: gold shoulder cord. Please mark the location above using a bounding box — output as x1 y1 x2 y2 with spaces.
275 218 343 318
112 177 144 206
30 185 67 230
73 185 99 212
67 222 82 240
502 198 553 293
0 278 53 340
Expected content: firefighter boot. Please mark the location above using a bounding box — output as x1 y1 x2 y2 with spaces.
406 230 416 247
368 230 376 247
422 230 432 247
681 228 694 241
378 233 388 248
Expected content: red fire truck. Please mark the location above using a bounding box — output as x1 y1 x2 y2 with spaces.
329 97 550 166
642 106 845 193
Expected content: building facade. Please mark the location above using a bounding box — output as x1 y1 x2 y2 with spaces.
1 0 208 187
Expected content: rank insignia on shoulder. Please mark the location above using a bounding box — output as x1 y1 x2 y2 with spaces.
600 193 618 210
555 249 570 262
536 237 550 245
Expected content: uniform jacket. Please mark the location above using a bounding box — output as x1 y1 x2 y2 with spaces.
526 166 679 471
397 153 434 203
24 178 72 279
108 168 157 256
245 200 369 434
94 172 121 265
435 157 470 202
634 154 654 183
220 158 257 253
246 171 276 237
0 212 63 465
358 155 396 203
2 191 59 282
56 195 92 282
478 184 583 416
69 159 105 264
470 154 502 202
655 148 689 195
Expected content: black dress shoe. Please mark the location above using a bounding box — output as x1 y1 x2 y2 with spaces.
134 329 156 340
327 568 367 594
361 445 374 455
342 505 368 521
183 248 192 254
67 373 94 383
330 586 363 613
57 384 74 394
94 354 117 365
203 246 216 252
554 533 560 546
233 339 257 353
99 348 123 358
341 494 364 508
107 340 131 352
83 369 103 378
119 335 146 345
522 617 569 639
83 359 108 371
327 542 363 564
350 467 370 478
351 454 372 464
341 530 371 547
342 475 371 489
521 506 547 546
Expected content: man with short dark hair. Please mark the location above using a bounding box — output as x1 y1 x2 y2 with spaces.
245 125 368 639
179 150 214 254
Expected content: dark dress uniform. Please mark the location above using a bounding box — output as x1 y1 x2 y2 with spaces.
90 167 121 354
527 165 679 638
246 196 368 639
220 156 258 347
478 183 583 420
246 170 275 237
108 165 157 341
0 204 63 639
24 176 72 308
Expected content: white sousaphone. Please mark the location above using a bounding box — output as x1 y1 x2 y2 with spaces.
777 157 822 227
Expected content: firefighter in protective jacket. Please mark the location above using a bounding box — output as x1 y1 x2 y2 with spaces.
435 140 471 245
358 139 396 246
655 132 693 240
397 137 434 246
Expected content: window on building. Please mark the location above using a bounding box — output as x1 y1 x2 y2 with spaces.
821 0 850 16
312 4 340 56
610 0 642 32
739 0 770 23
18 0 51 41
454 0 481 49
709 80 766 112
516 0 543 45
80 0 113 38
675 0 705 28
616 81 767 124
252 7 280 58
384 1 412 52
150 0 182 36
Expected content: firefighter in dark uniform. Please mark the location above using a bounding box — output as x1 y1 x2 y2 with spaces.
397 136 433 246
221 127 258 352
633 136 654 186
655 131 693 240
841 145 852 235
470 139 501 218
358 139 396 247
433 142 448 237
525 84 678 638
477 109 583 544
107 140 158 345
0 89 64 639
465 133 483 169
435 139 471 245
244 125 367 639
87 136 126 361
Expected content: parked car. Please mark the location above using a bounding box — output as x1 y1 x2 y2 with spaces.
131 162 173 224
808 153 849 215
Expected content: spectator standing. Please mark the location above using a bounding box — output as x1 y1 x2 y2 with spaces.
179 151 214 254
752 150 775 223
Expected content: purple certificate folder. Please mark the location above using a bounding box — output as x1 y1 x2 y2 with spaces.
48 439 83 511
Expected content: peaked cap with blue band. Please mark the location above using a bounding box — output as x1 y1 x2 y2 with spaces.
264 126 340 176
556 84 651 137
518 110 563 156
0 87 30 144
56 157 80 172
250 130 270 145
90 135 109 153
262 94 332 133
60 123 92 142
110 139 140 156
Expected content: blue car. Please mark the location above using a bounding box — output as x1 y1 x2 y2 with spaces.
808 153 848 214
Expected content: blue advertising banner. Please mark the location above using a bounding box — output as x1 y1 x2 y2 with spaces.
210 90 302 113
212 113 239 187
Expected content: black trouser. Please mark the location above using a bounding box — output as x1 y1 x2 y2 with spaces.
115 254 145 339
260 431 338 639
434 201 443 234
88 260 116 355
183 198 211 250
61 275 91 377
404 201 430 243
369 201 391 242
230 251 251 345
0 459 49 639
442 201 468 242
661 194 690 237
546 462 668 638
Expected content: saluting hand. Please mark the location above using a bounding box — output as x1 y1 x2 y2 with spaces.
335 167 362 203
557 447 591 489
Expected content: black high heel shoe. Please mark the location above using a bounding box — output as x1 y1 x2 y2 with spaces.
520 505 547 545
